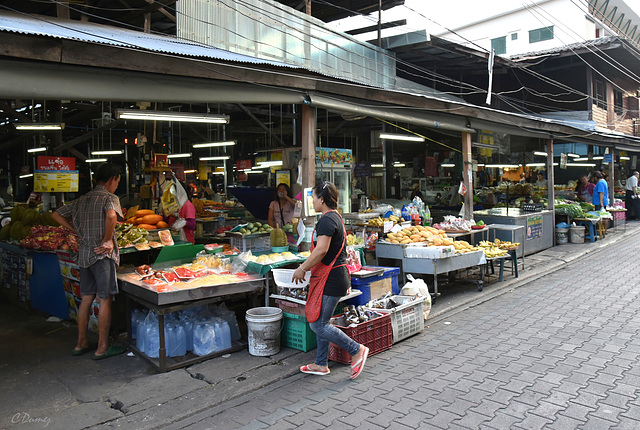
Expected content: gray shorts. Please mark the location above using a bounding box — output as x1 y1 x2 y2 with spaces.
80 258 118 299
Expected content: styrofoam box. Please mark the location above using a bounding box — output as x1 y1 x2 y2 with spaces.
365 295 426 343
404 245 455 259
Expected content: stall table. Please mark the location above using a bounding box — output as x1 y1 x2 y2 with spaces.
119 269 265 372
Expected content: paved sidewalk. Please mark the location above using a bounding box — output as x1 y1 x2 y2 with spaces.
0 221 638 429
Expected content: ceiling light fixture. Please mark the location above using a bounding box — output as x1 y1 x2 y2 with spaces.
526 163 546 167
91 150 124 155
27 147 47 153
15 123 64 131
573 157 589 161
85 158 108 163
19 173 33 178
593 156 604 160
533 151 548 156
115 109 229 124
620 156 630 160
167 153 192 159
200 156 230 161
568 163 597 167
184 169 197 174
371 164 384 168
379 133 425 142
568 153 580 158
393 163 406 167
484 164 521 168
192 141 236 148
441 164 455 167
257 161 283 167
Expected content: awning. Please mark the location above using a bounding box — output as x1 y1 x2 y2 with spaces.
306 93 476 133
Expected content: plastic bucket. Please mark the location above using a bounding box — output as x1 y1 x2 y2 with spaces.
570 226 585 243
245 307 283 356
556 227 569 245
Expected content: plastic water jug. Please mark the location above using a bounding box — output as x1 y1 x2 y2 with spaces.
174 324 187 357
401 205 409 221
182 319 194 352
165 324 176 358
131 309 142 339
145 324 160 358
212 320 224 352
220 319 232 350
193 322 215 356
136 319 146 352
220 311 240 342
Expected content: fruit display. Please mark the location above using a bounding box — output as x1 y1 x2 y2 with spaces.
193 199 219 218
493 239 521 250
124 209 169 230
248 251 305 265
20 225 79 251
0 205 59 242
478 240 509 258
433 216 473 232
116 223 149 248
237 222 272 235
385 225 449 245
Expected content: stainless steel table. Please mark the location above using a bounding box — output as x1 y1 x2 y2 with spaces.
487 224 525 271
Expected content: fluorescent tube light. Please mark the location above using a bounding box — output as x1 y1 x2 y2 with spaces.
92 150 123 155
379 133 425 142
526 163 546 167
184 169 197 174
167 153 192 159
472 142 495 150
192 141 236 148
441 164 455 167
533 151 548 156
371 164 384 168
593 156 603 160
246 170 263 174
200 156 230 161
485 164 521 168
85 158 108 163
620 156 630 160
19 173 33 178
568 153 580 158
257 161 283 167
568 163 597 167
116 109 229 124
27 147 47 153
393 163 406 167
15 123 64 131
477 164 485 167
211 171 225 175
573 157 589 161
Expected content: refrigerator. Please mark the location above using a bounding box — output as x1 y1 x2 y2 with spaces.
315 147 353 214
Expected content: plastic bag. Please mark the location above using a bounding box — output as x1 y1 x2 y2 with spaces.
400 274 432 320
161 182 180 216
172 173 189 209
345 246 362 274
229 250 252 273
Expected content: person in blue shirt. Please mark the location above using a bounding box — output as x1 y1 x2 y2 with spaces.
592 171 609 210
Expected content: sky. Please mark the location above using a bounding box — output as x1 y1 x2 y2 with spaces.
327 0 640 42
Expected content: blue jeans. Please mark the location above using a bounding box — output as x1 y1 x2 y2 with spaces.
309 295 360 367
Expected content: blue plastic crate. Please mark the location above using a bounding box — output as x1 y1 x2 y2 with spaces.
346 266 400 306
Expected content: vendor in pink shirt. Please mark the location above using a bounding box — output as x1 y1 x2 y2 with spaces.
178 181 197 244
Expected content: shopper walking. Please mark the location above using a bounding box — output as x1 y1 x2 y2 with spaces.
292 181 369 379
52 163 126 360
593 171 609 211
625 171 639 220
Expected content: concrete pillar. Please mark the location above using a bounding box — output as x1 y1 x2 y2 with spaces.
300 104 316 189
546 139 555 213
462 132 474 220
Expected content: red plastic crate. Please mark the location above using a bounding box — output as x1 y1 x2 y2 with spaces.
328 313 392 364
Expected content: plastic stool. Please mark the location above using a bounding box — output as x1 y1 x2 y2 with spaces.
578 221 597 243
596 221 606 239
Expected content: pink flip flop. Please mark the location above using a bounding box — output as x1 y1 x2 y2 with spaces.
300 364 330 376
350 346 369 380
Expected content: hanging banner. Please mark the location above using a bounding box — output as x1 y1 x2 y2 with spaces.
276 170 290 186
34 170 79 192
37 156 75 171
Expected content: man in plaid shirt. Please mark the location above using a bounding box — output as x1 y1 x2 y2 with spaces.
53 163 126 360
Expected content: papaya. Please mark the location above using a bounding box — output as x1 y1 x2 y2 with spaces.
156 221 168 229
135 209 155 217
135 217 144 225
140 214 163 225
126 217 137 224
137 223 157 230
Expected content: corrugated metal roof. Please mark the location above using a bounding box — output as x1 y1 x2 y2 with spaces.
509 36 621 61
0 11 298 69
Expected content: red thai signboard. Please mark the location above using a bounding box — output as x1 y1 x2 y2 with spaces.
37 156 76 171
236 159 252 170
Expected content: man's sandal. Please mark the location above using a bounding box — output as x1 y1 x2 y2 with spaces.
300 364 330 376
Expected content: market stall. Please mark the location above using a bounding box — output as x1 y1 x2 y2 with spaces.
474 208 552 256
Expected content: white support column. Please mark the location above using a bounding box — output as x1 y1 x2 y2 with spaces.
462 132 474 220
546 139 555 213
301 104 316 189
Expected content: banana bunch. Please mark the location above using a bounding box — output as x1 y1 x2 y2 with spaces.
452 240 479 254
366 217 385 227
478 241 508 258
495 239 520 250
346 234 364 246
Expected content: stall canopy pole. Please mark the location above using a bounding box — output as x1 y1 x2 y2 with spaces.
546 139 555 215
462 132 474 220
301 104 316 189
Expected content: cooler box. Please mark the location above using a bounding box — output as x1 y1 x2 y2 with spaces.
345 266 400 306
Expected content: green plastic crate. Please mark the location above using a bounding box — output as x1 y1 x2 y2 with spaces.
282 311 316 352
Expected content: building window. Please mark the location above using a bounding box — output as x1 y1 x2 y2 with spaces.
491 36 506 55
614 90 623 115
595 79 606 109
529 26 554 43
511 33 518 40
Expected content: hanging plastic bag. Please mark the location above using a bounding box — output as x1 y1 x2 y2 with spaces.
161 181 180 216
171 173 189 209
345 246 362 274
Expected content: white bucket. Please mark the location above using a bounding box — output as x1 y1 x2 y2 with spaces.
556 227 569 245
245 307 283 356
570 226 585 243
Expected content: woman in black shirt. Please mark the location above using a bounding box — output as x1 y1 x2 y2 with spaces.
292 181 369 379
